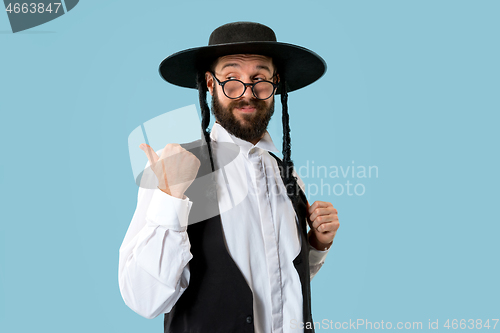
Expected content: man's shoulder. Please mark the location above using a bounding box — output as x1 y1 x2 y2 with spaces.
179 139 204 151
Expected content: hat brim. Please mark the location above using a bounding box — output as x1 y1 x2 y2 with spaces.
158 41 326 94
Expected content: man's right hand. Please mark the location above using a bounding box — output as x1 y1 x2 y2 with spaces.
140 143 201 199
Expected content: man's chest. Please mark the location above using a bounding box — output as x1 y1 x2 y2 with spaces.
214 152 302 264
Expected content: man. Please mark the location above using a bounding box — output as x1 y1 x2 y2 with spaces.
119 22 340 333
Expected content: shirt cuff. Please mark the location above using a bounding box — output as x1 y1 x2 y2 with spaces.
308 243 329 266
146 189 193 231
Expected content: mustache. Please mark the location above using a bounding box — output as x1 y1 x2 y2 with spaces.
229 98 266 109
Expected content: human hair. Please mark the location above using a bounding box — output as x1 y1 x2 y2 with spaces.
197 70 215 172
279 73 300 206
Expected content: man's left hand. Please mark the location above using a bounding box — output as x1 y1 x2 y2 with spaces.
307 201 340 251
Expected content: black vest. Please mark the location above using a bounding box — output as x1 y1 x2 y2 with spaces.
164 141 315 333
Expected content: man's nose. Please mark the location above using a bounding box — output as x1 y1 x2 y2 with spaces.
241 83 255 99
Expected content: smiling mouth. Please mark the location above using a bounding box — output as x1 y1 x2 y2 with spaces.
235 106 256 113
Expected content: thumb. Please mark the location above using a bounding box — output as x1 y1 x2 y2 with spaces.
140 143 159 167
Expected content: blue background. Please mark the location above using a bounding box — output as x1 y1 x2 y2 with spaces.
1 1 499 332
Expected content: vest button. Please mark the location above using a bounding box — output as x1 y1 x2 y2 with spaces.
246 315 253 324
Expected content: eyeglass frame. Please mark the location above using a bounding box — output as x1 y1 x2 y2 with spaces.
209 71 279 100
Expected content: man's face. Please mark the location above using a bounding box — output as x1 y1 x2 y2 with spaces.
206 54 278 144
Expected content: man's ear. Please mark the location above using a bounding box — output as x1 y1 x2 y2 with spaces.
274 73 280 85
205 71 214 96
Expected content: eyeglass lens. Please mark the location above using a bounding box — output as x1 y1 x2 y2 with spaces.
224 80 275 99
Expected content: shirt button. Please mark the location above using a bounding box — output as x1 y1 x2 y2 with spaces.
246 315 253 324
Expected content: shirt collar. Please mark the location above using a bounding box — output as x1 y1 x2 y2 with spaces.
210 123 279 158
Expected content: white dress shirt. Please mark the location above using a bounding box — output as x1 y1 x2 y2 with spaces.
119 123 329 333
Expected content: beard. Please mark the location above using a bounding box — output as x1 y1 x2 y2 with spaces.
211 87 275 143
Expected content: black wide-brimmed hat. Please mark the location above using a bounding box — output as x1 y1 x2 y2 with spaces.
158 21 326 93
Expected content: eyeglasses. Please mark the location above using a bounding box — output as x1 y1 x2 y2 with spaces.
210 72 278 100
